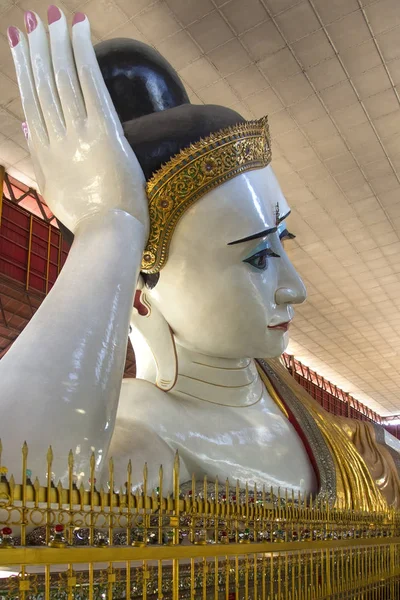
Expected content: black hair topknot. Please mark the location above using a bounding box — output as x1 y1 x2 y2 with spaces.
95 38 245 181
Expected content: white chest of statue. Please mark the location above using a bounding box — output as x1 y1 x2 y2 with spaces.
109 356 317 496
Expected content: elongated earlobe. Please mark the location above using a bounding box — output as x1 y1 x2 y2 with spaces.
130 279 177 391
134 289 149 316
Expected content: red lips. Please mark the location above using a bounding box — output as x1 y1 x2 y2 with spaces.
268 321 291 331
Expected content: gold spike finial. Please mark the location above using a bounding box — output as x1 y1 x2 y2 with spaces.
47 446 53 464
22 441 28 458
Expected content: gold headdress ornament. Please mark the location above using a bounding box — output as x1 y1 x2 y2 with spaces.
141 116 272 273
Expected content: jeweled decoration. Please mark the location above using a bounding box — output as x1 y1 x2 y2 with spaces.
141 117 272 273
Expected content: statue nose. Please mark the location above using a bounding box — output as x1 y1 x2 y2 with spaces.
275 286 306 305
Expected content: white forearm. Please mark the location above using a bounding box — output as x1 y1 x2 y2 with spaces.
0 209 144 482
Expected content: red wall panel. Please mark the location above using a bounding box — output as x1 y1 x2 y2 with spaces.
0 199 68 295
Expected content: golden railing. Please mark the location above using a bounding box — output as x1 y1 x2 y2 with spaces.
0 441 400 599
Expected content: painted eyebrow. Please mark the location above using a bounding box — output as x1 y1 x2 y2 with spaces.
278 210 291 223
227 210 292 246
227 227 277 245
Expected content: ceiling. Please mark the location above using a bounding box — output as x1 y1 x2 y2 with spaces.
0 0 399 414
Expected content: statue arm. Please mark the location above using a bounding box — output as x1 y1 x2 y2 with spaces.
0 10 149 480
0 210 144 479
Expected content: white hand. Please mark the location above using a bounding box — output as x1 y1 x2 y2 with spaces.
8 8 149 236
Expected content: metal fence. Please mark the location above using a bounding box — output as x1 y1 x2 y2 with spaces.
0 441 399 599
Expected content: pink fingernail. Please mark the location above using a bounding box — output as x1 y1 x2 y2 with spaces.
72 12 86 25
24 10 38 34
7 26 19 48
22 122 28 140
48 5 61 25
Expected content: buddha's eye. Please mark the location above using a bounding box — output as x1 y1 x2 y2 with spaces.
243 248 280 271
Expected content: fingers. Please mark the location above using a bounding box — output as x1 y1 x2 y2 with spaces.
25 10 65 139
72 14 123 134
8 25 48 147
48 6 86 126
9 7 121 143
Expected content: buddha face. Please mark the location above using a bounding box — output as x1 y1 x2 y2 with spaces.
148 165 306 359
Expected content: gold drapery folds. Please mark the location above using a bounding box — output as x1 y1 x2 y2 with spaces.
263 358 399 512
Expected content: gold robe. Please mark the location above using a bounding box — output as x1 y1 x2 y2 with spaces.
257 358 400 511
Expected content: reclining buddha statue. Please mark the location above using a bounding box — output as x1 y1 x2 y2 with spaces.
1 7 400 511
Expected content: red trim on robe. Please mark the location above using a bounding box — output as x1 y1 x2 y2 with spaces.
259 361 321 490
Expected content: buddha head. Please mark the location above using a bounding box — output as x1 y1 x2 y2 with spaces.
62 39 307 388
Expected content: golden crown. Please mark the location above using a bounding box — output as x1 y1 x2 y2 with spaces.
141 116 272 273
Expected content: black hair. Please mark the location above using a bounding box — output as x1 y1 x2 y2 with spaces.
58 38 244 287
